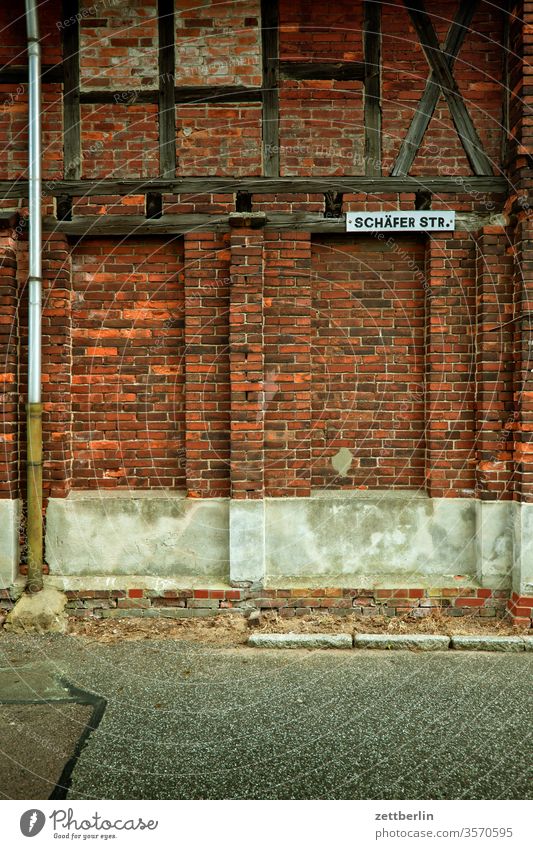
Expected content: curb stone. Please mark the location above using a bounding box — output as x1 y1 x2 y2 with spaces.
248 633 353 649
353 634 450 651
247 633 532 651
451 635 527 652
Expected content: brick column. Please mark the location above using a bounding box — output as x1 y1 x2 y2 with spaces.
183 232 231 498
0 231 20 585
228 215 266 585
474 227 514 587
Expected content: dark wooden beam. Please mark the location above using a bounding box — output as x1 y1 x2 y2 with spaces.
0 176 507 199
146 192 163 219
43 209 506 237
404 0 493 176
363 1 382 176
261 0 280 177
0 65 64 84
279 61 365 82
392 0 478 176
62 0 81 180
158 0 176 178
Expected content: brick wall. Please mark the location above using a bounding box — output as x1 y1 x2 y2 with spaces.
311 235 426 489
70 238 186 490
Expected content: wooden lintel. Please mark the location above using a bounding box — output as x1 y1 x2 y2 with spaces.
261 0 280 177
279 61 365 82
43 210 507 237
405 0 493 176
0 176 508 199
392 0 478 177
363 1 382 176
79 86 263 106
62 0 81 180
158 0 176 178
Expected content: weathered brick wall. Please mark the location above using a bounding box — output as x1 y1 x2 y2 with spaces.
78 0 159 90
174 0 262 87
70 238 186 489
264 231 312 496
81 103 159 179
425 235 477 498
311 235 426 489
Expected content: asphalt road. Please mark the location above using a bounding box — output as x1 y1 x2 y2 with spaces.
0 635 531 800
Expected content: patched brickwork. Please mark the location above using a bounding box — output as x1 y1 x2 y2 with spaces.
174 0 262 87
70 238 186 489
78 0 159 90
311 235 425 490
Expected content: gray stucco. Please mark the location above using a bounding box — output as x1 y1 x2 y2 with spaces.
0 499 19 588
45 492 229 580
265 493 483 585
40 490 521 590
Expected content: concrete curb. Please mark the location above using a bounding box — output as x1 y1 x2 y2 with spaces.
247 633 533 652
247 633 353 649
354 634 450 651
451 635 531 652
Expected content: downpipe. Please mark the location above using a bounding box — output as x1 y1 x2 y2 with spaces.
25 0 43 593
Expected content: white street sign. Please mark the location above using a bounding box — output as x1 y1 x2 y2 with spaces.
346 210 456 232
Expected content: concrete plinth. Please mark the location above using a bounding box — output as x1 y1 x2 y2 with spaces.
512 501 533 596
229 499 265 585
475 500 513 588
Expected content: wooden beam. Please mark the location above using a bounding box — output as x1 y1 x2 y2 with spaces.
44 210 507 236
0 176 507 199
279 61 365 81
261 0 280 177
0 65 64 84
363 1 382 176
392 0 478 176
404 0 493 176
158 0 176 178
62 0 81 179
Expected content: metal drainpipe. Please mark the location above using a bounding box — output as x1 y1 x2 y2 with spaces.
25 0 43 593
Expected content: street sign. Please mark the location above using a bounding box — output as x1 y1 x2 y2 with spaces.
346 210 455 232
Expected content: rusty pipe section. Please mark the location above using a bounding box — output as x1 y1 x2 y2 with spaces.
25 0 43 592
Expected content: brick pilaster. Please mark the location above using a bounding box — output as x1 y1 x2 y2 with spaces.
229 224 266 499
